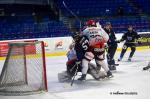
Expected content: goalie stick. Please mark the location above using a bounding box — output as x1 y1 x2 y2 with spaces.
125 42 141 44
70 63 79 86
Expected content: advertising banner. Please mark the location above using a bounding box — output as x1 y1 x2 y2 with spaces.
0 40 37 57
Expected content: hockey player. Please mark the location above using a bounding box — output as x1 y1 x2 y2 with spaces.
65 44 106 81
104 22 119 70
118 25 141 61
58 35 106 82
80 19 113 80
71 32 92 81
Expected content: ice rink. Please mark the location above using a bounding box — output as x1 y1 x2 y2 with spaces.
0 49 150 99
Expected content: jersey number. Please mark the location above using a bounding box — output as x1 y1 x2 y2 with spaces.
82 39 89 50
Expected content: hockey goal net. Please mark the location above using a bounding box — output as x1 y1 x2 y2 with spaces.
0 41 47 95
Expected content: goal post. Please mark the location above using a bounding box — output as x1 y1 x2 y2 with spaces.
0 41 47 95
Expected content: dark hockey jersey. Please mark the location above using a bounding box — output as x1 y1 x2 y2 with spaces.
74 35 89 61
104 28 117 46
121 30 140 43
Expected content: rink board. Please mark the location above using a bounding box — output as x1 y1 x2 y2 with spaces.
0 32 149 59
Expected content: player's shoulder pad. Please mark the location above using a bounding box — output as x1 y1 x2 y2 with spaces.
82 27 89 32
82 35 89 40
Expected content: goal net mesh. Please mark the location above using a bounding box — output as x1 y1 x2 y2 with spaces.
0 41 47 95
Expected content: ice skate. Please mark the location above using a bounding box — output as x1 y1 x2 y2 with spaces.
143 66 150 70
78 74 86 81
109 65 116 71
118 58 122 62
128 58 131 62
106 71 113 78
113 63 119 66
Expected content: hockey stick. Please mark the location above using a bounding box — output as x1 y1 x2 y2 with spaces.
62 1 82 31
124 42 142 46
125 42 139 44
70 63 77 72
71 63 79 86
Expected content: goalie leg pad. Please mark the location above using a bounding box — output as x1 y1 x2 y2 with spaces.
88 63 107 80
58 71 72 82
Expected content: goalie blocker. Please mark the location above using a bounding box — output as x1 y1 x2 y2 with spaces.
58 59 107 82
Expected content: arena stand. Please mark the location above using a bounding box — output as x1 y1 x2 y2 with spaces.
0 0 149 57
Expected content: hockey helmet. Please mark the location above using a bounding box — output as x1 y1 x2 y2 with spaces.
127 25 133 31
71 32 81 41
86 20 96 27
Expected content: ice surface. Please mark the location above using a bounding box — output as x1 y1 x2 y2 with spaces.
0 50 150 99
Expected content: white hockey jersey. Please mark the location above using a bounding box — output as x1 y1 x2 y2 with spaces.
82 23 109 47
